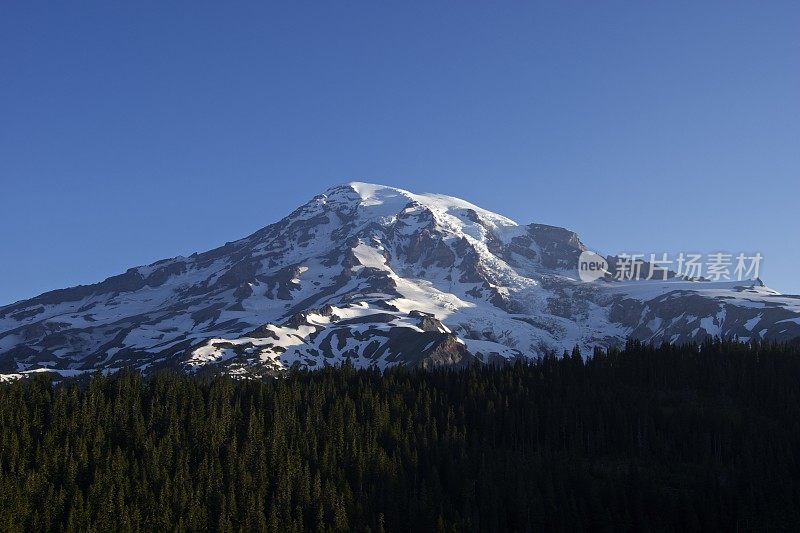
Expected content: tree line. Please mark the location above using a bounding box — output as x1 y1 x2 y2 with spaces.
1 339 799 531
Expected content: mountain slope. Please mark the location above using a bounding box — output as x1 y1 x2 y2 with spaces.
2 182 799 379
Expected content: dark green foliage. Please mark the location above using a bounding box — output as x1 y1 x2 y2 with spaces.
1 339 800 531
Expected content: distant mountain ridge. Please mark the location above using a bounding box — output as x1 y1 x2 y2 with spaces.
2 182 799 380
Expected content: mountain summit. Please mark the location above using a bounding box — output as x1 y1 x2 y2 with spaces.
2 182 799 379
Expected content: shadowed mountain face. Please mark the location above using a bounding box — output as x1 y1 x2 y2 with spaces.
2 182 799 380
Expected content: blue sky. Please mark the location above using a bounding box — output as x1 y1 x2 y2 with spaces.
1 1 798 304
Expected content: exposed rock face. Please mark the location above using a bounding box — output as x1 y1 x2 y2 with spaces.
1 182 798 380
416 335 476 370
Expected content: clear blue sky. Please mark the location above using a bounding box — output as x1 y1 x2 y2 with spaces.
2 1 798 305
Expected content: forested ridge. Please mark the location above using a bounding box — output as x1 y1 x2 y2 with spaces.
1 339 800 531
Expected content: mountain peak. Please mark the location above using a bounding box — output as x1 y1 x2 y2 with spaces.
318 181 521 233
1 182 799 381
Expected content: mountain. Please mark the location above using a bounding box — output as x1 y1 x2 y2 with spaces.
2 182 799 380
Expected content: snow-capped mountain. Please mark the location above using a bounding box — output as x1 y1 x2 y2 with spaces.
2 182 799 380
